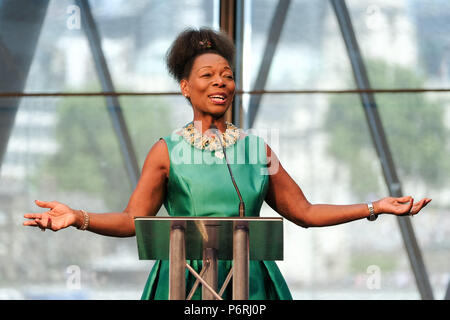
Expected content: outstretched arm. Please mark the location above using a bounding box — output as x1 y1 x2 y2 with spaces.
23 139 170 237
264 144 431 228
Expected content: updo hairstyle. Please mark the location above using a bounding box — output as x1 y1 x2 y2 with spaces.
166 27 235 83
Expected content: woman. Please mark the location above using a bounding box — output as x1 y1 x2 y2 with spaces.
23 27 431 299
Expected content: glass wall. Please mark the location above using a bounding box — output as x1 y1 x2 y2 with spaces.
0 0 448 300
245 0 449 299
0 0 217 299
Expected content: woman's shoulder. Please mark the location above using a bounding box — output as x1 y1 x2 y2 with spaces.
142 138 170 175
157 131 183 151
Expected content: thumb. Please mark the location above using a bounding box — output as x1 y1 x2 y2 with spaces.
35 200 56 209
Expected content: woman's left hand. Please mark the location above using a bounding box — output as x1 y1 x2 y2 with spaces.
373 196 432 217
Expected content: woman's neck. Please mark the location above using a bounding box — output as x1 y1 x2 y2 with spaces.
192 117 227 135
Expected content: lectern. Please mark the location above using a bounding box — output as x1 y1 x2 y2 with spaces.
134 216 283 300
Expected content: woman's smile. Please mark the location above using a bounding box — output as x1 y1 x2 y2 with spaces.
208 92 229 105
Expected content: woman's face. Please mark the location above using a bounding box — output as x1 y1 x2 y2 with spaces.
180 53 235 119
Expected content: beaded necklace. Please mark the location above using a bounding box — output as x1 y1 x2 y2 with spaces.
182 121 241 159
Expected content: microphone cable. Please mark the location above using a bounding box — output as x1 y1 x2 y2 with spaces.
210 124 245 218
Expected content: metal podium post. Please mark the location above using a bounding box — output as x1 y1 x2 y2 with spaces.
169 220 186 300
233 220 249 300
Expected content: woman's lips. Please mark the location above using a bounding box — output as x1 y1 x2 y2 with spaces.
208 94 228 105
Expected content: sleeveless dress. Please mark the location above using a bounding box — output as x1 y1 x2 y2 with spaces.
140 129 292 300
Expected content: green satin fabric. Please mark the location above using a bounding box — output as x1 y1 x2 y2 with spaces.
140 131 292 300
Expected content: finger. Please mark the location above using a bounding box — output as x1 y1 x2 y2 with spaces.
396 195 412 204
419 198 432 208
35 200 56 209
24 213 43 220
408 198 414 209
417 198 427 207
410 199 427 215
402 198 414 214
23 220 39 227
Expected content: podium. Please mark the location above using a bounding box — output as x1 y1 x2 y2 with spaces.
134 216 283 300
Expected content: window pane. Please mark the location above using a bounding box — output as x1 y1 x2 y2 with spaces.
24 0 219 93
1 0 448 301
347 0 450 89
253 93 431 299
0 0 218 299
0 95 196 298
244 0 449 299
119 95 194 167
245 0 356 91
377 92 450 298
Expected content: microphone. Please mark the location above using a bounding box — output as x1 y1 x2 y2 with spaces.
210 124 245 218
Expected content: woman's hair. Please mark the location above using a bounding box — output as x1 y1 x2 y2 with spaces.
166 27 235 82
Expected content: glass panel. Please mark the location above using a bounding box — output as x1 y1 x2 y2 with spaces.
24 0 101 93
0 0 218 299
93 0 219 93
377 92 450 299
347 0 450 89
246 0 450 299
245 0 357 91
119 95 193 168
0 95 192 299
24 0 219 93
253 93 435 299
2 0 448 301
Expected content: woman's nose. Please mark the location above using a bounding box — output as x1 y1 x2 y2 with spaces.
212 76 225 87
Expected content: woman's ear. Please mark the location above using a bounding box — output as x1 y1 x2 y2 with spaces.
180 79 190 98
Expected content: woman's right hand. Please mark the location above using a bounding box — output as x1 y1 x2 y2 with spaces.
23 200 78 232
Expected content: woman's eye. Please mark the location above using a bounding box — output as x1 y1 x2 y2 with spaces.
201 73 211 77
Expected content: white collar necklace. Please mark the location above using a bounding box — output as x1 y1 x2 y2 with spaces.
181 121 241 159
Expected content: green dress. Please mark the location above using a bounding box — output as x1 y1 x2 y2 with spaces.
140 129 292 300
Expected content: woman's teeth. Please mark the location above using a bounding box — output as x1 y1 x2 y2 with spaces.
209 95 226 103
